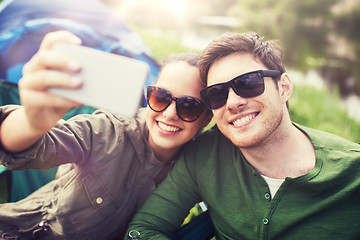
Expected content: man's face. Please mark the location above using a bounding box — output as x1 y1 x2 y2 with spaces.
207 53 286 148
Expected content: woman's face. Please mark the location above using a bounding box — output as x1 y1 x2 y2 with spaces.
146 61 210 160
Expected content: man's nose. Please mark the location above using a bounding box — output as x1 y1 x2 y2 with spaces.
225 88 248 110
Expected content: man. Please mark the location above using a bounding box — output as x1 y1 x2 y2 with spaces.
126 32 360 240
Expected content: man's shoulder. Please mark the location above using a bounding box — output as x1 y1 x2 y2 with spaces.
294 122 360 153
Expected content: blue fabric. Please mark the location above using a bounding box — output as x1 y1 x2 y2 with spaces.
0 0 160 202
9 169 58 202
0 0 160 105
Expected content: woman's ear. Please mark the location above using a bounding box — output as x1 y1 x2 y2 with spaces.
201 111 214 129
278 73 293 104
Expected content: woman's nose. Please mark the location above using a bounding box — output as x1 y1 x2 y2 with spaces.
162 100 179 120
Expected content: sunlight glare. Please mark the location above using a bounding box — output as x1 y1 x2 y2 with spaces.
117 0 187 28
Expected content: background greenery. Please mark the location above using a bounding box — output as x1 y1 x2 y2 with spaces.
135 27 360 143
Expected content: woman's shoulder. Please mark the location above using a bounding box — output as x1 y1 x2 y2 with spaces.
67 107 147 130
183 125 230 158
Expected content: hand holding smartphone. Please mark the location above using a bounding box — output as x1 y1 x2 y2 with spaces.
48 43 150 117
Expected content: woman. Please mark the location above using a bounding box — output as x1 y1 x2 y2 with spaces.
0 31 212 239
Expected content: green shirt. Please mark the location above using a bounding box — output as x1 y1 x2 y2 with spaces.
127 124 360 240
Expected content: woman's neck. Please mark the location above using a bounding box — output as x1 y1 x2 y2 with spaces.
150 143 183 185
153 147 181 164
148 134 183 164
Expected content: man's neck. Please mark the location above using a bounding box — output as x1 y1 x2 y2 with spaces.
240 123 316 179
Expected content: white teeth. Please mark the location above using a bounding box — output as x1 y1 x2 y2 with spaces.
233 113 256 126
158 122 181 132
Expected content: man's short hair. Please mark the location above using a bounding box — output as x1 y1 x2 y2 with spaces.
199 32 286 85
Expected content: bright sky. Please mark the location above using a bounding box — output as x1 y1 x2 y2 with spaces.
117 0 187 26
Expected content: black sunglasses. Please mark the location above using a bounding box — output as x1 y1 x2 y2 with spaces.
147 86 206 122
200 70 282 110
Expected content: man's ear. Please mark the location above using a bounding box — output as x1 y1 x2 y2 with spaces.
278 73 293 104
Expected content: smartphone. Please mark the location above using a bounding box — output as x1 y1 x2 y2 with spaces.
48 43 149 117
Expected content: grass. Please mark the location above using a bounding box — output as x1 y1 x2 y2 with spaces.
131 25 199 61
290 84 360 142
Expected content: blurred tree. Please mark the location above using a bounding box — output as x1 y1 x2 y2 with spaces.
190 0 237 16
332 2 360 94
226 0 360 96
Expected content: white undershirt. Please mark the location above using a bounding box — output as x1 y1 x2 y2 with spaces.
261 175 285 199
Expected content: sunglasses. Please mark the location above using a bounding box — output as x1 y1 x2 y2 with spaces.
200 70 282 110
147 86 206 122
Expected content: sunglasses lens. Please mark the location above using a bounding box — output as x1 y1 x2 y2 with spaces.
202 85 228 110
202 72 265 110
232 72 264 98
148 86 205 122
148 88 171 112
177 97 204 122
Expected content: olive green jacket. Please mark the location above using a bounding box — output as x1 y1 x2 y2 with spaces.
0 106 167 240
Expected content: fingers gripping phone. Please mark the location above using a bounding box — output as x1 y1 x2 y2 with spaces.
48 43 150 117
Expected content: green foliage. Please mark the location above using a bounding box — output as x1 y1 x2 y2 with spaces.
230 0 337 71
182 203 204 226
130 25 197 62
227 0 360 95
290 84 360 142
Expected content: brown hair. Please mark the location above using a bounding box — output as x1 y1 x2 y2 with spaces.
159 52 205 88
199 32 285 85
162 52 199 68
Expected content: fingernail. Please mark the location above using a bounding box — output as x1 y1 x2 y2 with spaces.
67 60 81 71
70 76 82 86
